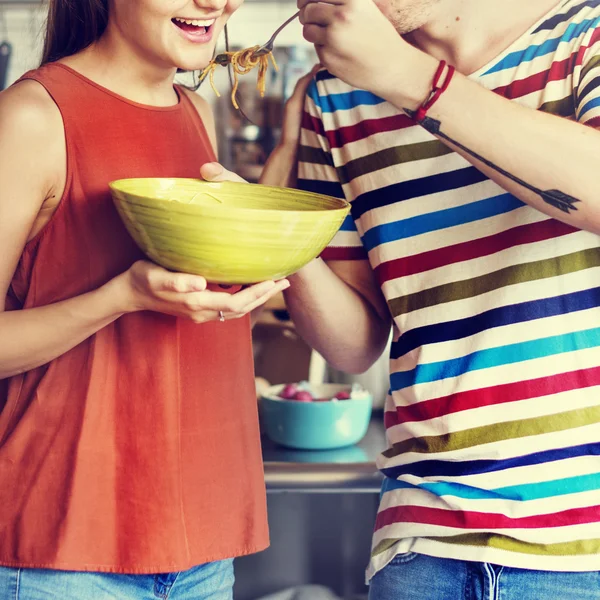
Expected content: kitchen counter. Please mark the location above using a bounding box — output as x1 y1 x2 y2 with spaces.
262 413 386 493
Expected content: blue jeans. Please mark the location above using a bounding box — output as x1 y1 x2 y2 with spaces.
369 552 600 600
0 559 234 599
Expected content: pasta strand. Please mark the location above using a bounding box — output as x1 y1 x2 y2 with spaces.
199 46 279 109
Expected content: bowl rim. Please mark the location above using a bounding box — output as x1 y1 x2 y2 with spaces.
109 178 351 217
261 383 373 406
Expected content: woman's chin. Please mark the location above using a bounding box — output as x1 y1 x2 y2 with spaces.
175 64 207 76
172 54 214 74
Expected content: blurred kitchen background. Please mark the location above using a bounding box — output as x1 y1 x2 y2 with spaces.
0 2 391 599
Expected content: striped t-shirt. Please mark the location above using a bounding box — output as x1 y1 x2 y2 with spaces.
298 0 600 580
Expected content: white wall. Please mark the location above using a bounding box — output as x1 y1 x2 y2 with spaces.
0 2 310 100
0 5 46 86
227 3 308 49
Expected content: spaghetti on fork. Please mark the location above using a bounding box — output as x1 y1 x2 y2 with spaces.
199 46 279 110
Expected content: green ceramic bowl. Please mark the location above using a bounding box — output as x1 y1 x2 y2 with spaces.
109 178 350 284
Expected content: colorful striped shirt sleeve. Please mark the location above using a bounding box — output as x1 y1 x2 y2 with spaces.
297 77 366 261
575 22 600 124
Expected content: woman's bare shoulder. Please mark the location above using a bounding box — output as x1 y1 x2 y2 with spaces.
0 79 67 225
0 79 65 190
0 79 64 140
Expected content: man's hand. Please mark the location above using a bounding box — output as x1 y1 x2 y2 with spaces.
298 0 416 99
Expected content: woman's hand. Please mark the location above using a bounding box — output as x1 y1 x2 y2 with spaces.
298 0 419 100
117 260 289 324
200 162 247 183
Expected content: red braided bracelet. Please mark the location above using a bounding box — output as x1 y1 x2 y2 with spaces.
414 60 456 122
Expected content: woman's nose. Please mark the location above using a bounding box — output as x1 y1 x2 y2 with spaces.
193 0 229 11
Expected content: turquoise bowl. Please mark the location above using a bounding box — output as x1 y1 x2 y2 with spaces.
260 383 373 450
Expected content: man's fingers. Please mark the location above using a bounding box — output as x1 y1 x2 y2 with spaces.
298 0 344 8
301 2 334 26
303 23 328 45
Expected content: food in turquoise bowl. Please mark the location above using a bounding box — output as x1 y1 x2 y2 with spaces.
260 382 373 450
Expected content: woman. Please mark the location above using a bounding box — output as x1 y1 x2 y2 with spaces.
0 0 291 597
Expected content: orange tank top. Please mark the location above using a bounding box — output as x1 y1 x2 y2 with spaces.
0 63 268 573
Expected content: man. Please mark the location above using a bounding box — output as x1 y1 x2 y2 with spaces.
203 0 600 597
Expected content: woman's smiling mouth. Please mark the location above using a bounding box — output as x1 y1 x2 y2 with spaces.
171 17 216 43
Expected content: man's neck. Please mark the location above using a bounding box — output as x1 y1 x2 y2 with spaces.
405 0 562 75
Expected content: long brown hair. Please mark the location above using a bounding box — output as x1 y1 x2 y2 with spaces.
41 0 109 65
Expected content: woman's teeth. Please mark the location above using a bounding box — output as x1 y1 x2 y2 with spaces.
173 17 214 27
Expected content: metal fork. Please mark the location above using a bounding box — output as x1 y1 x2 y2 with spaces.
213 11 300 66
252 11 300 57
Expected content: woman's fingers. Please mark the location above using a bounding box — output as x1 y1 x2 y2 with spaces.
218 279 290 315
235 281 290 315
199 162 248 184
131 261 207 294
127 261 291 323
158 272 207 293
159 279 289 318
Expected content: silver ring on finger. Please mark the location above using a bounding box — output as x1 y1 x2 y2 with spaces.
218 310 225 322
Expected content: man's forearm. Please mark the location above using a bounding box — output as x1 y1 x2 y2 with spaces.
384 55 600 234
284 258 390 374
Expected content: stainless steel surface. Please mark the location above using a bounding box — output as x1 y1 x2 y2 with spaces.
254 10 300 56
262 414 386 493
